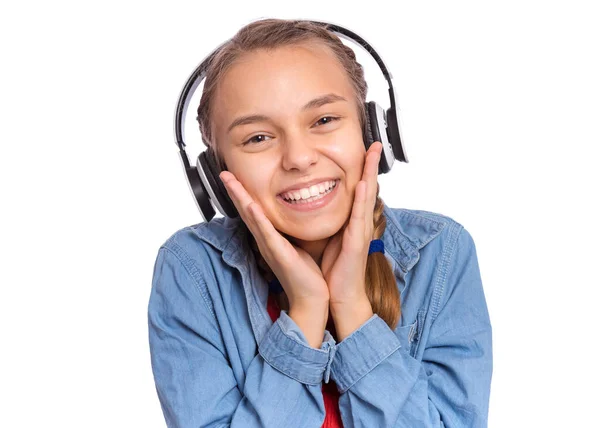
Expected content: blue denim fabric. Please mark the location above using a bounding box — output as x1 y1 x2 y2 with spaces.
148 204 493 427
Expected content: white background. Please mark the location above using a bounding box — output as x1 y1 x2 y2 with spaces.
1 1 598 426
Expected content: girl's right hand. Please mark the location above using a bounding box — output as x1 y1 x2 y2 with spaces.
219 171 331 309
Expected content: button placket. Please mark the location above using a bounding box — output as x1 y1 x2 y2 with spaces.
323 341 337 384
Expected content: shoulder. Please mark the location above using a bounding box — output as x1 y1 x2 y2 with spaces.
381 205 478 272
152 216 250 290
397 207 478 256
159 215 244 258
383 205 471 247
385 206 461 230
385 205 473 244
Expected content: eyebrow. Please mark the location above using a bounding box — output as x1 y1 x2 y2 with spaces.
227 93 348 134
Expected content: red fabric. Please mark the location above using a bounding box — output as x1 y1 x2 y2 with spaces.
267 292 344 427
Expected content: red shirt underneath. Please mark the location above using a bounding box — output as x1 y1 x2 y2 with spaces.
266 292 343 428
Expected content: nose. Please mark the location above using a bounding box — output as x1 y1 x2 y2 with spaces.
280 133 319 172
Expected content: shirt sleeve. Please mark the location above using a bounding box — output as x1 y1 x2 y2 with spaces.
147 246 337 428
329 226 493 427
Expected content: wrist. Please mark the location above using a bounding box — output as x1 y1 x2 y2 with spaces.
289 296 329 313
329 292 370 315
288 301 330 349
330 297 374 341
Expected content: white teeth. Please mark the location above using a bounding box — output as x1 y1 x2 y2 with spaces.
300 188 311 199
281 180 336 202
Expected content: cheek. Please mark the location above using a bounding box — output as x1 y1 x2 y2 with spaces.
237 170 268 199
327 136 366 178
228 158 277 201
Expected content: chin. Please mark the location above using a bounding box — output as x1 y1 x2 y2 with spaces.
279 217 344 243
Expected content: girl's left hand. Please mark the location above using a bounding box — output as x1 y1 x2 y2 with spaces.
320 141 382 307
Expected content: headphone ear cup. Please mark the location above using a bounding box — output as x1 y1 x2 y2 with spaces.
365 101 396 174
364 101 382 150
385 107 409 163
363 101 375 150
181 153 216 223
198 149 239 218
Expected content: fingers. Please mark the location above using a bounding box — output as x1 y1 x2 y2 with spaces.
219 171 287 261
362 142 382 211
219 171 257 228
347 180 367 251
247 200 284 256
359 142 381 241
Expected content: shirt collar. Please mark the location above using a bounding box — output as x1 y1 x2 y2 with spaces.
190 202 446 273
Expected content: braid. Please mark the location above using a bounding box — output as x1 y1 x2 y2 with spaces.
365 185 401 330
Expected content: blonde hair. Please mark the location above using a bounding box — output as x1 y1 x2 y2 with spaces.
197 18 400 330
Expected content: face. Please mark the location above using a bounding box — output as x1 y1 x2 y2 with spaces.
211 43 366 245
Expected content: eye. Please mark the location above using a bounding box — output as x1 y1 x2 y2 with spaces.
314 116 341 126
242 134 272 146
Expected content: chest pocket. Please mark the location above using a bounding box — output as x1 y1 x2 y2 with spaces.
394 321 416 357
394 308 426 359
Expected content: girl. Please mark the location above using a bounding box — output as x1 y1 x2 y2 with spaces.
148 18 493 428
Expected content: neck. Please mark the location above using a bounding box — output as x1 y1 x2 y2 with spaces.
287 237 328 266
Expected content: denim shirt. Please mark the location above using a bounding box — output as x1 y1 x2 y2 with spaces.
147 204 493 427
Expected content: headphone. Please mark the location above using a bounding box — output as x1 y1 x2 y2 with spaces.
174 19 409 223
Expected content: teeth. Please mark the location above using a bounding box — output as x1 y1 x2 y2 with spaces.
308 185 320 197
281 180 336 201
300 188 311 199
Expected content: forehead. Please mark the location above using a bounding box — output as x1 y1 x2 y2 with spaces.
212 43 354 124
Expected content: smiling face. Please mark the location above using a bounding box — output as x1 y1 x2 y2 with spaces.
211 42 367 251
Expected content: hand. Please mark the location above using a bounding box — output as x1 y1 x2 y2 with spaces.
320 141 382 307
219 171 330 307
